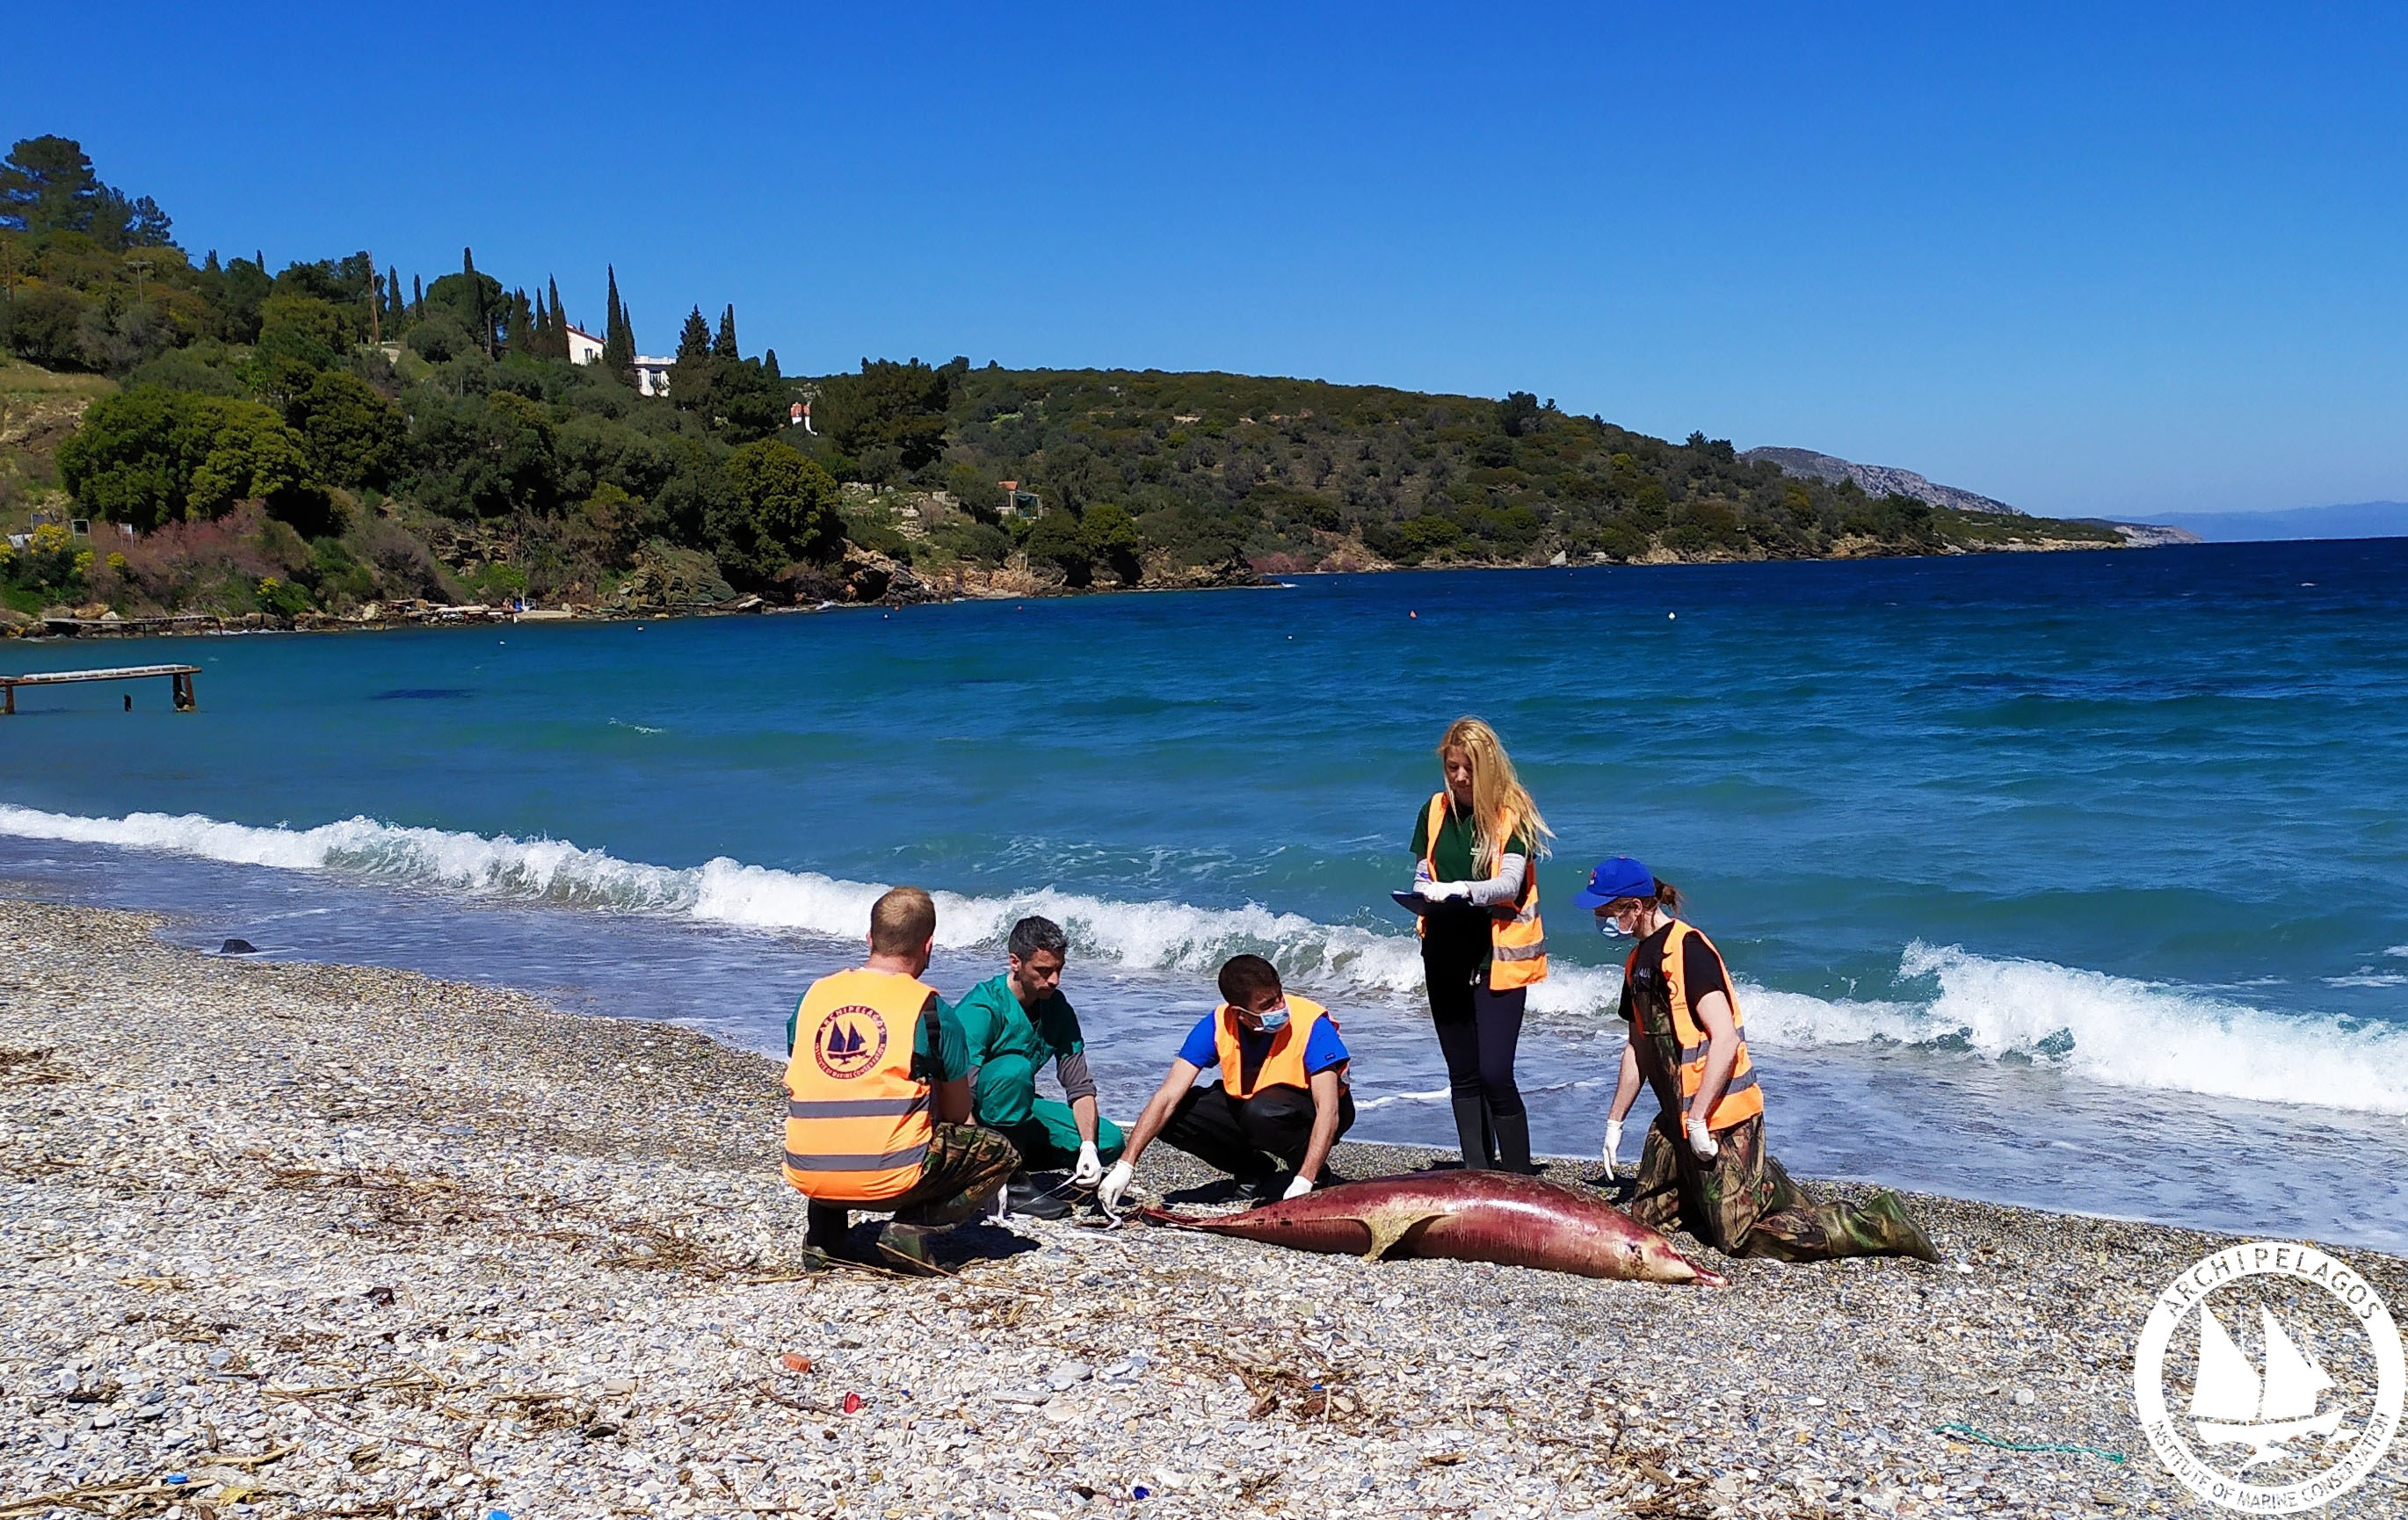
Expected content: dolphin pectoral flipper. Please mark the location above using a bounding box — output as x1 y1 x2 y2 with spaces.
1360 1209 1452 1261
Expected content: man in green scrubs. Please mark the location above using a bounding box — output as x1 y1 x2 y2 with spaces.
954 916 1125 1218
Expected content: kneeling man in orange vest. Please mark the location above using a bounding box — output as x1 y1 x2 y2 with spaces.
783 886 1019 1273
1098 954 1355 1210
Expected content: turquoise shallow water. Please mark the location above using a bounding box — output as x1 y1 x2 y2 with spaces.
4 540 2405 1246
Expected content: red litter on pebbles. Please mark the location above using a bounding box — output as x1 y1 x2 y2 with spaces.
780 1354 814 1373
843 1393 865 1415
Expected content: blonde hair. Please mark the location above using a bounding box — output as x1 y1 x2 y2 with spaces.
1437 717 1553 870
868 887 937 955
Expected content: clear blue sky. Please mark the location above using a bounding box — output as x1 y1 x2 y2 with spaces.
12 4 2404 517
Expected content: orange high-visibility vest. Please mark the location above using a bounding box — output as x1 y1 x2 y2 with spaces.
1416 792 1548 989
1212 994 1340 1100
782 968 939 1204
1625 920 1763 1132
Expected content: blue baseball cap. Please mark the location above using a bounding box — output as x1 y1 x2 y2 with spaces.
1571 857 1657 908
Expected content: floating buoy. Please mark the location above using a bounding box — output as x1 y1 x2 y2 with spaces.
1667 612 1676 620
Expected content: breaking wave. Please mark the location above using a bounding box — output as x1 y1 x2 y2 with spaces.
1743 942 2408 1116
5 802 2404 1115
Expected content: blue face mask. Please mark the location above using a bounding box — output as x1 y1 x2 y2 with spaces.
1253 1002 1291 1031
1596 916 1624 937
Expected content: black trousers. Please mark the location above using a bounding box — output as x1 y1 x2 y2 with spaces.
1157 1082 1355 1181
1425 956 1531 1171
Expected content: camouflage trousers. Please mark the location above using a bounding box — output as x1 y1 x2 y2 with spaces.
1624 1113 1934 1262
804 1123 1019 1238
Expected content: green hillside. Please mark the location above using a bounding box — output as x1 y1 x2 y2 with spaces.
1 134 2121 623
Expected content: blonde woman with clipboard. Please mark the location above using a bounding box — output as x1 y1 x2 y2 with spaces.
1401 717 1551 1171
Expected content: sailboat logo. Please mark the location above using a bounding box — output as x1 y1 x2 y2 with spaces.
812 1005 889 1078
2188 1304 2347 1467
2131 1241 2404 1514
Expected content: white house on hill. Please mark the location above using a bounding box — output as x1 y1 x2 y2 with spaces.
564 322 675 396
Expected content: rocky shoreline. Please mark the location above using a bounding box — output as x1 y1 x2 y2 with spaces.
4 897 2402 1519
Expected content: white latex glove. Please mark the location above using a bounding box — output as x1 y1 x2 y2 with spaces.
1415 878 1468 901
1098 1159 1135 1212
1281 1173 1316 1200
1601 1118 1624 1178
1070 1141 1104 1187
1686 1117 1720 1162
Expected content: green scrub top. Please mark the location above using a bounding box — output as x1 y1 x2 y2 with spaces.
953 973 1086 1072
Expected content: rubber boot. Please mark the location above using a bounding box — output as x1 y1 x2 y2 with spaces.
803 1202 849 1271
874 1221 946 1278
1491 1107 1534 1175
1449 1090 1492 1169
1860 1191 1941 1263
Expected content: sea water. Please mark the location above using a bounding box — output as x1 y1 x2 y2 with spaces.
4 540 2404 1248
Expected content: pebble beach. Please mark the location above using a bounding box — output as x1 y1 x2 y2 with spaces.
4 897 2404 1520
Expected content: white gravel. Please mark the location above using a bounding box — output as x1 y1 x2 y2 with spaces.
4 898 2404 1519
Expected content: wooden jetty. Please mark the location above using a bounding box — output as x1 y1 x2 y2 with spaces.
2 663 199 714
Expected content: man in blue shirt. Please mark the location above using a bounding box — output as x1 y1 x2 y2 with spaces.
1099 955 1355 1209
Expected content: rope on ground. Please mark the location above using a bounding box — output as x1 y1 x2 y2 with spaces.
1933 1421 2126 1464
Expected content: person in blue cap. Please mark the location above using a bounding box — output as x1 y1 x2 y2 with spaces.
1576 857 1938 1263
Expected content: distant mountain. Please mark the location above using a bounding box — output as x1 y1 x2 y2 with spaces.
1741 446 2023 517
2127 502 2408 543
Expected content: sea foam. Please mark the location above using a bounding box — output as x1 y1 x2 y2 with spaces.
4 802 2403 1116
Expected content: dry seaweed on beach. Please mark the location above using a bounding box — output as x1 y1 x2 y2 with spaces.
4 896 2405 1519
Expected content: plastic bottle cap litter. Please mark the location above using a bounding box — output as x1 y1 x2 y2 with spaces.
843 1392 864 1414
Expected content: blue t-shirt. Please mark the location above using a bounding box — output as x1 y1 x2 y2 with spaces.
1178 1008 1350 1089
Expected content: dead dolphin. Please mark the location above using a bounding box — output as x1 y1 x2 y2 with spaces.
1142 1169 1725 1285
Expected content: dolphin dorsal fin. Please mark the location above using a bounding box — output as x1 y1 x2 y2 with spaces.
1361 1210 1451 1262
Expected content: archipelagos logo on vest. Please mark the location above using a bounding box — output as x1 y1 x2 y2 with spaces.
2131 1241 2404 1513
812 1004 889 1081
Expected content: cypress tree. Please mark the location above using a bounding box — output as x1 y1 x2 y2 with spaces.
412 273 424 320
462 248 495 357
546 275 569 358
385 264 404 329
713 304 738 360
763 347 780 381
601 264 634 380
507 288 535 356
676 306 712 363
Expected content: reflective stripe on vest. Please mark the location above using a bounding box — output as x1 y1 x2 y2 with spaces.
1625 920 1764 1132
1416 792 1548 988
1213 994 1337 1100
781 967 940 1204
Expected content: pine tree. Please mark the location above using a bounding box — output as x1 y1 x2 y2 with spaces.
601 264 634 380
676 306 713 364
713 304 738 360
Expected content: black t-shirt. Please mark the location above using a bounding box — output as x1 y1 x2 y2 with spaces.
1619 922 1730 1030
